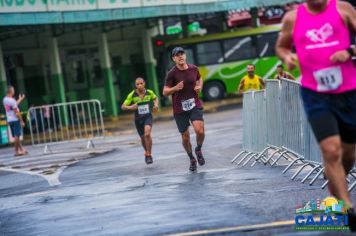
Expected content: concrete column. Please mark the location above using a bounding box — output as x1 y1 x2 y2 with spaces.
48 37 66 104
15 68 28 110
181 16 189 38
142 29 160 101
98 33 118 117
0 42 7 101
251 8 260 28
48 37 68 126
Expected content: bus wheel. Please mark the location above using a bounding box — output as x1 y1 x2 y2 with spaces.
203 81 225 101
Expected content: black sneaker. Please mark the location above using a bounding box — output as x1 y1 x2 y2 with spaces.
189 158 197 171
347 208 356 232
145 156 153 165
195 147 205 166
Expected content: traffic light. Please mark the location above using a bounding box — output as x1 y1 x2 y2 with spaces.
151 34 180 51
154 39 164 47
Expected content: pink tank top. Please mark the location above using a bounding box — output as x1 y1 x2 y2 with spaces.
293 0 356 93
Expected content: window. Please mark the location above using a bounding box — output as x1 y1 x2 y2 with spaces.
256 32 279 57
223 36 256 61
196 42 223 65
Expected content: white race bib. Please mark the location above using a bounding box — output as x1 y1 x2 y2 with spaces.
138 104 150 115
181 98 196 111
313 66 343 92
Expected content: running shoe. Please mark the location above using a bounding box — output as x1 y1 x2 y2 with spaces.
145 156 153 165
195 147 205 166
189 158 197 171
347 208 356 232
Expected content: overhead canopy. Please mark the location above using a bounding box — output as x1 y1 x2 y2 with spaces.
0 0 302 26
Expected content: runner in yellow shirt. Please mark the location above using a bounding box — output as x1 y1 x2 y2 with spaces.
122 77 159 165
238 64 265 94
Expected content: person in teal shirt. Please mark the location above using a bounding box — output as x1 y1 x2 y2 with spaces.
121 77 159 165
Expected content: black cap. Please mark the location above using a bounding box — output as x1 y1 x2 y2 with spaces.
171 47 185 57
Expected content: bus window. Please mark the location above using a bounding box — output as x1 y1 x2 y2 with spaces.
223 36 256 62
185 48 195 65
196 41 223 65
256 32 279 57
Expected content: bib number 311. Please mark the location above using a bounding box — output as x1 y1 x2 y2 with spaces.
313 66 343 92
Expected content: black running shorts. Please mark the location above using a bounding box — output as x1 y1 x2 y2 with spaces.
301 87 356 144
174 108 204 134
134 115 153 137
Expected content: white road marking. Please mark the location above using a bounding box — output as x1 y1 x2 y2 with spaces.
166 220 295 236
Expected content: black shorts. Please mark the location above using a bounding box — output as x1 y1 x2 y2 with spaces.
135 115 153 136
174 107 204 134
301 88 356 144
9 120 22 138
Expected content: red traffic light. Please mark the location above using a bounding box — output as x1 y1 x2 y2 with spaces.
155 39 164 47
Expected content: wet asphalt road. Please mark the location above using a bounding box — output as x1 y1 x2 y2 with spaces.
0 107 355 236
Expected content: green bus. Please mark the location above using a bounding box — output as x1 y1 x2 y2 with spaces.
157 24 301 101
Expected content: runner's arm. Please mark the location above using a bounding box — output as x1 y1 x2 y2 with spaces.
163 86 178 97
259 77 266 89
163 72 181 96
238 79 245 94
121 92 137 111
338 1 356 34
194 78 203 94
332 1 356 62
163 82 184 96
121 103 137 111
149 90 159 110
153 97 159 110
287 72 296 81
276 11 298 70
344 2 356 55
197 77 203 89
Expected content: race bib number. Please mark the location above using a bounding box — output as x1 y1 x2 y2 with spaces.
313 66 343 92
181 98 196 111
138 104 150 115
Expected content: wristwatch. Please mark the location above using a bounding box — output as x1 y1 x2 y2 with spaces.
347 47 355 57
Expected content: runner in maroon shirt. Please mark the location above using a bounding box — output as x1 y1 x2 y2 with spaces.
163 47 206 171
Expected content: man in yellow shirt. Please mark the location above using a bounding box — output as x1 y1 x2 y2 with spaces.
238 64 265 94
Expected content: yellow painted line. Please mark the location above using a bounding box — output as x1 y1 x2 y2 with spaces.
166 220 295 236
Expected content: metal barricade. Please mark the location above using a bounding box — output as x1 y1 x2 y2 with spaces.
240 90 268 166
232 78 355 192
232 91 268 165
300 123 324 185
265 80 282 147
253 80 284 166
280 79 305 156
28 100 105 153
254 90 267 154
232 91 256 164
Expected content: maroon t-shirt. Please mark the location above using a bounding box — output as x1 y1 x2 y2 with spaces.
165 64 203 115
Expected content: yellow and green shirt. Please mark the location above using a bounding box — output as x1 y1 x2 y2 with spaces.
123 89 157 119
241 75 263 92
